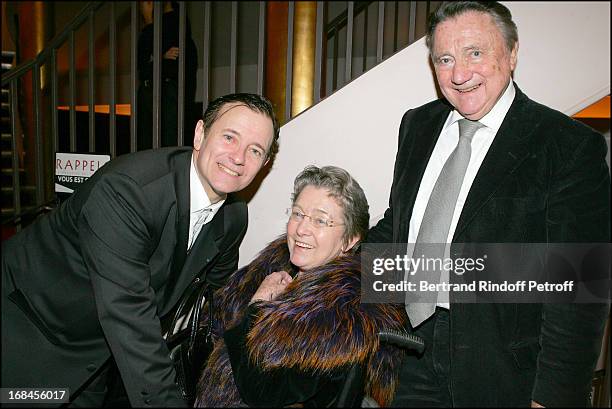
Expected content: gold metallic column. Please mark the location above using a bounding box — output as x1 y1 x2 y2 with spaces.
34 2 49 90
291 2 316 117
265 2 289 124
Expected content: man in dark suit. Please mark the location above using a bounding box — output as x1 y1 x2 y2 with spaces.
367 2 610 407
1 93 279 407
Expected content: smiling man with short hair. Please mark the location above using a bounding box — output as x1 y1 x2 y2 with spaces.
368 2 610 406
2 93 279 407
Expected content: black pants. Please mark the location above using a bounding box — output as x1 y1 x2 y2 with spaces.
137 79 195 151
391 308 452 407
101 362 131 407
1 260 110 408
67 365 111 408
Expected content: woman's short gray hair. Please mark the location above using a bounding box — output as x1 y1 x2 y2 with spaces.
292 165 370 249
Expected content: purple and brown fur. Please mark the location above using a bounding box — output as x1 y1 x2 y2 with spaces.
195 235 408 407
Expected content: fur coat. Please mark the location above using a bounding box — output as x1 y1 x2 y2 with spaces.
194 235 408 407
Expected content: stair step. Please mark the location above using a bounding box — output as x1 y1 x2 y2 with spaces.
1 187 37 200
1 168 24 174
1 186 36 193
0 137 13 152
1 208 16 216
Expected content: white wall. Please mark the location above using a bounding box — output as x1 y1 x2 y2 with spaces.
508 2 610 113
238 1 611 267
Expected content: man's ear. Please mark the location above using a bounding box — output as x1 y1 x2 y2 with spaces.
193 120 205 150
509 42 519 71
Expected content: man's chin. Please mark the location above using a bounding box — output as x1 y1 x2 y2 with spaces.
205 184 232 201
455 103 489 121
210 182 243 197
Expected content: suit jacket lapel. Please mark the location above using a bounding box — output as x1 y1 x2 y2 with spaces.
160 205 225 315
453 85 536 240
170 153 191 277
181 206 225 277
396 103 450 242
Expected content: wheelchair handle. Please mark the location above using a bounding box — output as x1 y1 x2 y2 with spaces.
378 329 425 354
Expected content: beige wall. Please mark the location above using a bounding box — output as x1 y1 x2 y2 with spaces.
238 1 611 266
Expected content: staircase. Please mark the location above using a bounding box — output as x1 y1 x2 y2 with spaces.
0 55 12 185
2 1 435 236
1 50 40 234
1 51 19 232
238 1 612 266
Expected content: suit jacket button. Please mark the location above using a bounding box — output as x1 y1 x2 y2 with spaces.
86 364 96 372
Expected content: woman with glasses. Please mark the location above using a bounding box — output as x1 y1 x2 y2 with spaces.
194 165 408 407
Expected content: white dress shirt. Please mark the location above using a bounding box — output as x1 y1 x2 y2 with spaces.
188 155 225 250
408 81 516 308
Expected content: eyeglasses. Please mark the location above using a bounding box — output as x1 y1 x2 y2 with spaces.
285 208 344 229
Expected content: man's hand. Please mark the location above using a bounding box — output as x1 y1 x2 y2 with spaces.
250 271 293 303
531 400 545 407
163 47 180 60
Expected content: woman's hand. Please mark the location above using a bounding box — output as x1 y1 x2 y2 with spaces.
250 271 293 303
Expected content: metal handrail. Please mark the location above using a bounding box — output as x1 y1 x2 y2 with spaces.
1 59 37 86
1 1 434 232
325 1 373 36
1 2 105 87
1 1 105 231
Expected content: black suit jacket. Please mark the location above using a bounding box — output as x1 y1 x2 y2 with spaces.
368 85 610 406
1 147 247 406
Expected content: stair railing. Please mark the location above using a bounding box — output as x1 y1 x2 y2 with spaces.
2 2 104 230
1 2 183 230
1 1 436 232
323 1 440 95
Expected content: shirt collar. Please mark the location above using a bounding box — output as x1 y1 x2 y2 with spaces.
445 80 516 132
190 154 225 214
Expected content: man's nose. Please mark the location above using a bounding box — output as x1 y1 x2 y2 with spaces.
229 146 245 165
451 59 472 85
